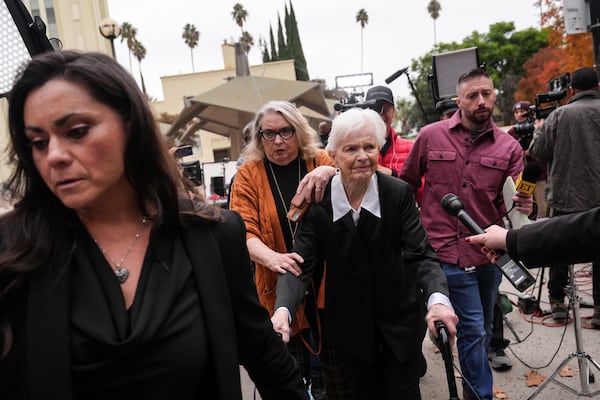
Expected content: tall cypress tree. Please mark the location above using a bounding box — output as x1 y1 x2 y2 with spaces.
276 14 289 60
269 25 278 61
287 1 309 80
284 4 291 38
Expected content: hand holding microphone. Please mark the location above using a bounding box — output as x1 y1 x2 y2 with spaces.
441 193 535 292
512 162 542 214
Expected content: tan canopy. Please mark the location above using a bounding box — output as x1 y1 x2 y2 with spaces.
167 75 332 157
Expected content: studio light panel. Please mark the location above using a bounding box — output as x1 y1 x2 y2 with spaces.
0 1 31 97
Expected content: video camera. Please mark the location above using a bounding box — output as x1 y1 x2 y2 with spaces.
173 145 203 186
513 73 570 149
333 91 384 114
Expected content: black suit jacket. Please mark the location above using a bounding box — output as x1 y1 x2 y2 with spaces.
0 211 307 400
276 172 449 364
507 206 600 266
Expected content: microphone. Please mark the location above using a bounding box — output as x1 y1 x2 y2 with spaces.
441 193 536 292
385 67 409 84
515 162 543 195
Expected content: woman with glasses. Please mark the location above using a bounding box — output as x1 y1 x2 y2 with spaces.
229 101 337 395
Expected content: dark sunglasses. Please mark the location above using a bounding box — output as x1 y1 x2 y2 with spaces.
259 127 296 141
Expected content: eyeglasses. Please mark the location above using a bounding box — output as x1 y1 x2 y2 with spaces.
259 127 296 141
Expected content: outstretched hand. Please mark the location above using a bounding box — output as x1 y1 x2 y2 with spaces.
466 224 509 263
295 166 337 204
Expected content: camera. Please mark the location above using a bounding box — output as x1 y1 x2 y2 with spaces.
181 161 203 186
173 145 203 186
173 145 193 159
333 91 384 114
512 73 570 150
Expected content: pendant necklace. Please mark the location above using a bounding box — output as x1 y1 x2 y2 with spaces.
93 216 148 284
268 157 301 245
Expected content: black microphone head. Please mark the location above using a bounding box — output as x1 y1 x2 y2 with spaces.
522 162 543 183
441 193 464 216
333 103 343 112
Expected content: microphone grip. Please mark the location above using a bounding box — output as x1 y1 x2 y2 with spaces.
385 67 408 84
456 210 535 292
456 210 485 235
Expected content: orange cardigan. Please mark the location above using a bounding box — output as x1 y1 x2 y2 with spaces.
230 150 334 333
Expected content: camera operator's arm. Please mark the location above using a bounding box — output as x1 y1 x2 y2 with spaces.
522 119 543 156
528 114 556 163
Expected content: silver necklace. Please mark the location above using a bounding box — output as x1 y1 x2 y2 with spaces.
93 216 148 284
268 157 301 245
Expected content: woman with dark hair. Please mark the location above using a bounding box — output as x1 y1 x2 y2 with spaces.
0 51 307 400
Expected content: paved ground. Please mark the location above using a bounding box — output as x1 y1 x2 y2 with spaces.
241 263 600 399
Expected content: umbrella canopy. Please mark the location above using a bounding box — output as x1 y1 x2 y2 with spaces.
167 75 332 144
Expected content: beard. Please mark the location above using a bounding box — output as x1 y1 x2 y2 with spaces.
464 107 491 127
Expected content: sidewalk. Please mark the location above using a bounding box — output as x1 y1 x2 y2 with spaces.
242 263 600 399
422 262 600 399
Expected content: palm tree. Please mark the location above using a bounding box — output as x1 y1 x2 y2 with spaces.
355 9 368 73
241 31 254 54
182 23 200 72
231 3 248 37
120 22 137 72
131 39 147 97
395 98 412 135
427 0 441 48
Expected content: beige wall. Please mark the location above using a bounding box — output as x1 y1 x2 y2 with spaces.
154 59 297 115
19 0 112 54
152 59 297 164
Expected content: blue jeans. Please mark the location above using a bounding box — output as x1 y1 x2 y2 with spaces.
442 262 501 400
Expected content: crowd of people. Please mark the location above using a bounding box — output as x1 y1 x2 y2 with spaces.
0 48 598 400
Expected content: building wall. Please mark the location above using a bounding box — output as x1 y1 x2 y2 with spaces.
152 57 297 164
0 0 111 183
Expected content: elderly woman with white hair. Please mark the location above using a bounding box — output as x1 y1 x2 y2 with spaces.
272 108 457 399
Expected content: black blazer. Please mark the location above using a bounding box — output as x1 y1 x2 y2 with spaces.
0 211 307 400
276 172 449 364
507 206 600 266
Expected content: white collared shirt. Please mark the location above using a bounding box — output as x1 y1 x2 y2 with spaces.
331 173 381 225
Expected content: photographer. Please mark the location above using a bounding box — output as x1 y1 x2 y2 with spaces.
507 101 533 149
363 86 415 178
507 101 547 219
528 67 600 327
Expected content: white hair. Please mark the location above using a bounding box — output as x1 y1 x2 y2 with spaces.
326 108 386 152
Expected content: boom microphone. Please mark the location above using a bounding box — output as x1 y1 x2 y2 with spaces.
385 67 409 84
515 162 543 195
441 193 536 292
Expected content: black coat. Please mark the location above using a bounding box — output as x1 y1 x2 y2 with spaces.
0 211 307 400
507 206 600 266
276 172 449 364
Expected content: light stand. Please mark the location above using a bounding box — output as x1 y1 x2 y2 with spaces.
99 17 121 59
527 264 600 398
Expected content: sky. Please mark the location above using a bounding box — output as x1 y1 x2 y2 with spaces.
105 0 543 102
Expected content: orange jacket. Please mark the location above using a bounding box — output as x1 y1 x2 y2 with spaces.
230 150 334 333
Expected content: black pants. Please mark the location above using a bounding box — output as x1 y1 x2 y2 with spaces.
547 210 600 305
338 332 426 400
318 309 354 400
489 296 509 351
